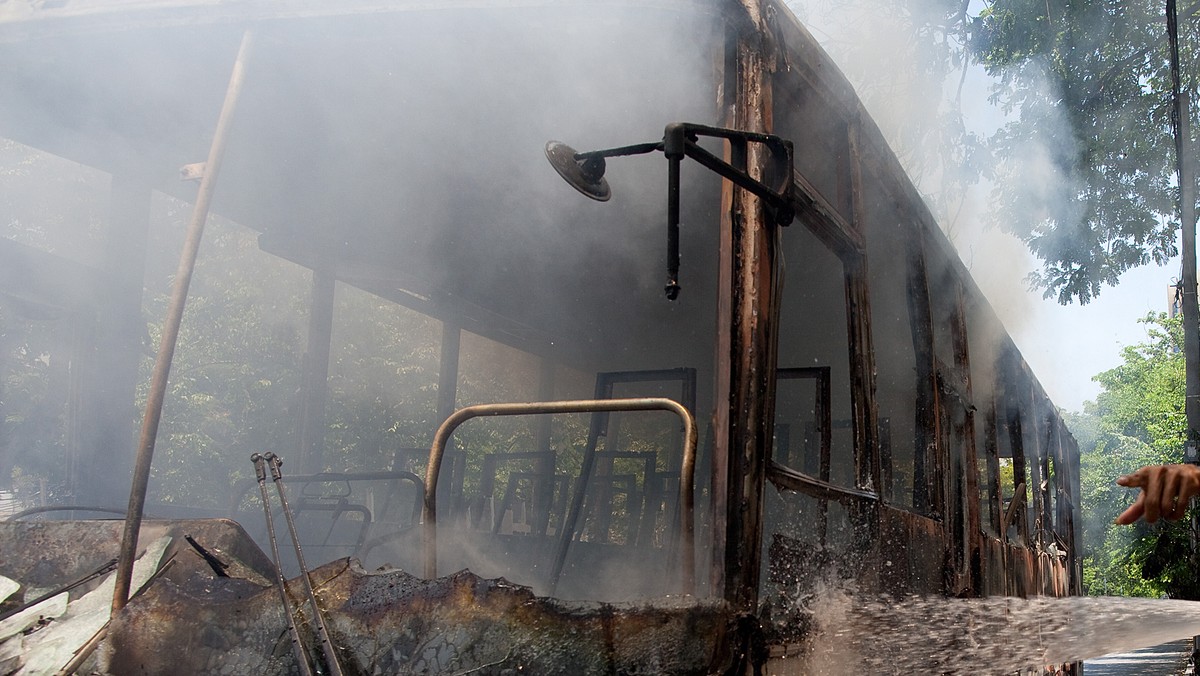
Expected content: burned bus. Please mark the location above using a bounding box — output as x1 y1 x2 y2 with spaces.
0 0 1080 673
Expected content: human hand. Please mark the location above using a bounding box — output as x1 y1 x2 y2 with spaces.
1115 463 1200 525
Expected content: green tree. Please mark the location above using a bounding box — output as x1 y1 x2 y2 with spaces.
1079 312 1199 597
792 0 1193 304
144 214 311 509
971 0 1188 304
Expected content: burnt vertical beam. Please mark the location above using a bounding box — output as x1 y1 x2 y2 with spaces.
817 370 832 482
906 234 936 514
1050 417 1071 592
843 116 882 574
983 397 1003 536
951 284 981 594
1024 382 1045 550
844 117 880 495
1002 357 1031 546
1007 410 1031 545
816 370 830 547
1065 426 1083 594
711 2 780 612
298 270 334 473
1040 408 1056 546
709 21 736 606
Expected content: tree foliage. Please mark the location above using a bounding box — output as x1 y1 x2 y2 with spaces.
1078 312 1200 597
970 0 1187 304
795 0 1194 304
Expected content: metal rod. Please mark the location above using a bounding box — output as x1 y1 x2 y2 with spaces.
266 453 346 676
573 141 662 160
683 140 790 215
251 453 315 676
0 557 117 624
112 29 254 614
421 398 697 595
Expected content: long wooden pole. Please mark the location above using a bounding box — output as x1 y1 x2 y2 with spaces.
112 29 254 613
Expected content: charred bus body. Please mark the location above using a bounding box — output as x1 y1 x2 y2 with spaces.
0 0 1080 673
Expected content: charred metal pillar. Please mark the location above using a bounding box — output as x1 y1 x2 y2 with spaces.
711 3 781 612
298 270 334 473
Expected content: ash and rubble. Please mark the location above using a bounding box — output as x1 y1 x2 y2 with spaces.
0 520 735 675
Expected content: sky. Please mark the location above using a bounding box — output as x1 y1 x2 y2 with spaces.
794 1 1179 414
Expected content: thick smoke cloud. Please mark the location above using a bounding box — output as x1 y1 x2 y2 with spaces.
787 0 1098 398
0 3 727 601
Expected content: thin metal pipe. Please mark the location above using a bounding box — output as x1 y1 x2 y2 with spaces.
665 152 682 300
422 398 697 595
573 141 663 160
252 454 315 676
0 558 117 623
112 29 254 614
266 453 346 676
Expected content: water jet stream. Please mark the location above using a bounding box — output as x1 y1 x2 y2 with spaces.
802 591 1200 675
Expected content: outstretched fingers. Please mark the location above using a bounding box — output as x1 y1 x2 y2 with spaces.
1115 464 1200 525
1115 492 1145 525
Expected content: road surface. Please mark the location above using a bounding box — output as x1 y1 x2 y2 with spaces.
1083 639 1191 675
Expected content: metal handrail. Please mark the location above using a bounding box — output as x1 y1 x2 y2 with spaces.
422 398 697 595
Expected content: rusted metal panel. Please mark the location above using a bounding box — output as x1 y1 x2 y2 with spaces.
0 520 275 594
0 520 735 674
979 536 1006 595
877 506 947 595
107 560 734 675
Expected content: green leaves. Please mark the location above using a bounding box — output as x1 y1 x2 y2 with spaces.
970 0 1186 304
1076 312 1200 597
